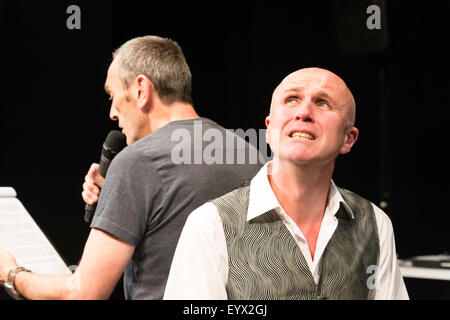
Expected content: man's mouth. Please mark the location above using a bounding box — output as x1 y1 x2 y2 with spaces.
290 131 315 140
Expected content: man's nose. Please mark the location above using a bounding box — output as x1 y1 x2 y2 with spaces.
109 105 118 121
294 99 314 123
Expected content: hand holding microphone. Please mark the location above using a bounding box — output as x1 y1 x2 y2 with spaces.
83 130 126 224
82 163 104 205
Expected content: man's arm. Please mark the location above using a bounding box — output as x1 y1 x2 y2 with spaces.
1 228 134 300
370 204 409 300
164 202 228 300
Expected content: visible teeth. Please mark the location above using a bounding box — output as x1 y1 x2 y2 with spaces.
291 132 314 140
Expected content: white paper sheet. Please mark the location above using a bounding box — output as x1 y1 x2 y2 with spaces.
0 187 71 275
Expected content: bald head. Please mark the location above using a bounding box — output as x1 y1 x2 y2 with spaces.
265 67 360 167
271 68 356 127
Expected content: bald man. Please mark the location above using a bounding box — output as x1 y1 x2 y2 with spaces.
163 68 408 300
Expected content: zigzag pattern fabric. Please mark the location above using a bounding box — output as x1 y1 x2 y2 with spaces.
212 185 379 300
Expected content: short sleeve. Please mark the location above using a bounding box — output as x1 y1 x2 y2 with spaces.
91 148 163 246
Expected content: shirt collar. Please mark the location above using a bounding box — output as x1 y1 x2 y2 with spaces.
247 162 355 221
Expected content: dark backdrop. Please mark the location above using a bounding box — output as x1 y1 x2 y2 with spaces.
0 0 449 299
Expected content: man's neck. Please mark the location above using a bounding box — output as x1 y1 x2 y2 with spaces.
268 159 335 260
268 159 334 224
150 101 200 132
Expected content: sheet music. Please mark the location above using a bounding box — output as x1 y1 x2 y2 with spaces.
0 187 71 275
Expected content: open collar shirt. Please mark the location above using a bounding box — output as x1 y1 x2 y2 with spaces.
164 163 409 300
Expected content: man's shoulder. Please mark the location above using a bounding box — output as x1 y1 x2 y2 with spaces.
212 178 251 197
105 138 158 178
336 186 394 233
162 117 223 132
209 181 252 215
112 122 183 163
125 117 223 154
336 186 370 203
185 202 223 231
336 186 374 214
109 142 147 166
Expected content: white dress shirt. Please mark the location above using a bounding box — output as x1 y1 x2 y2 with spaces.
164 163 409 300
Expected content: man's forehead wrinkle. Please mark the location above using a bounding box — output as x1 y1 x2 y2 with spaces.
278 72 338 95
270 68 355 115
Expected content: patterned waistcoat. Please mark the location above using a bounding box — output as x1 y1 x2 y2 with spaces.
211 184 379 300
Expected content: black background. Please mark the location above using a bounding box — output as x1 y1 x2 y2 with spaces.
0 0 449 300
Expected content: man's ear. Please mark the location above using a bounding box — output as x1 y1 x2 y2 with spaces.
135 74 153 110
265 115 271 145
340 126 359 155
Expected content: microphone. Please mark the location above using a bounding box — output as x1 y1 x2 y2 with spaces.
84 130 127 224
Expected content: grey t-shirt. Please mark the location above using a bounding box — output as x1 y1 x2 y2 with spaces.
91 118 262 299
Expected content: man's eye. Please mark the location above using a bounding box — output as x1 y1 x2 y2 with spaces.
286 96 297 103
317 101 329 108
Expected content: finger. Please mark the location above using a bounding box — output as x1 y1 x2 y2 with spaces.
82 190 98 205
88 163 100 177
86 163 104 188
83 181 100 195
81 190 91 205
85 173 94 184
93 174 105 189
87 163 100 182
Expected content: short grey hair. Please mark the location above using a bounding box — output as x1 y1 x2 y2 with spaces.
113 35 193 105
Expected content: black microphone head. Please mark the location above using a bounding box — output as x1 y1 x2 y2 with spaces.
85 130 126 224
102 130 127 159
